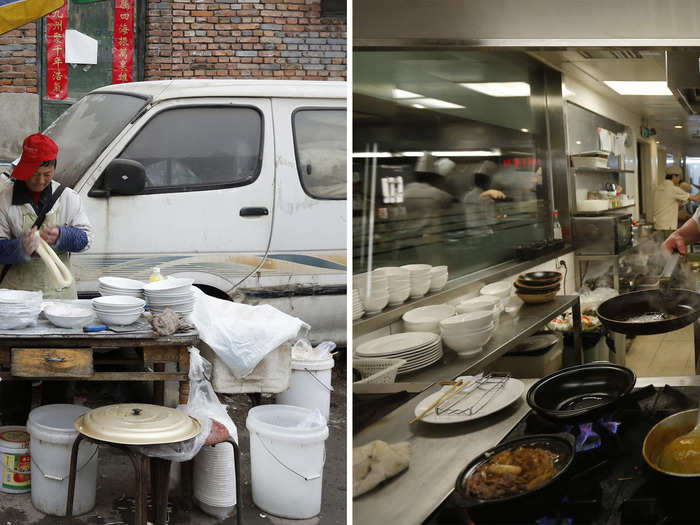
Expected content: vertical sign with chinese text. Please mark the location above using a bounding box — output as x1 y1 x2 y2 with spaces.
112 0 133 84
46 3 68 100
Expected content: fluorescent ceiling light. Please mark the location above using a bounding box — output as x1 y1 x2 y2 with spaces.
603 81 672 96
352 152 393 158
460 82 531 97
431 150 501 157
392 88 423 99
521 128 529 133
674 124 684 129
412 104 425 109
686 157 700 165
409 97 465 109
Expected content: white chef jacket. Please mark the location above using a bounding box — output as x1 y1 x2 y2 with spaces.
654 179 689 230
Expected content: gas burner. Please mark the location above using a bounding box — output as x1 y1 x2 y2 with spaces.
564 416 621 452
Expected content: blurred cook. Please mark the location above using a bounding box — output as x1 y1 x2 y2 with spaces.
0 133 93 299
655 170 700 237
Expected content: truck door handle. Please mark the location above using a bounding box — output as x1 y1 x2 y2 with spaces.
239 207 269 217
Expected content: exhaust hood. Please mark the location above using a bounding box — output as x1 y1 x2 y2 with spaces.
667 51 700 114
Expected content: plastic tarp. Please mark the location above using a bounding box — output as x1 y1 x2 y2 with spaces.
189 287 309 379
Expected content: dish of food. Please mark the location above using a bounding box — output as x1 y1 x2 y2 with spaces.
466 446 560 500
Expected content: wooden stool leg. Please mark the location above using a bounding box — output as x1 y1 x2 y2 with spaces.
181 459 194 512
65 434 87 517
150 457 171 525
124 448 149 525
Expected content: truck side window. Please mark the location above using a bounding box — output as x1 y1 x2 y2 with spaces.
118 106 263 193
293 108 346 200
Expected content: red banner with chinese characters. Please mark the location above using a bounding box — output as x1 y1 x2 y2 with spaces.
46 4 67 100
112 0 133 84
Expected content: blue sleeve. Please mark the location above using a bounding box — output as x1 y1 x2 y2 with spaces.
54 226 88 252
0 238 30 264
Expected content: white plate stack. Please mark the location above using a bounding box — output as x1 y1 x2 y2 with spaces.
98 276 145 298
402 304 455 334
143 278 195 315
352 289 364 320
429 266 448 292
92 295 145 326
353 272 389 314
355 332 443 375
375 267 411 306
400 264 432 298
0 289 42 329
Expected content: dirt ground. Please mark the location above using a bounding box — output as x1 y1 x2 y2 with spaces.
0 353 347 525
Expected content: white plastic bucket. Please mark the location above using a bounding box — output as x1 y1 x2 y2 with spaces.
276 357 334 420
0 426 31 493
246 405 328 519
27 404 98 516
194 442 236 520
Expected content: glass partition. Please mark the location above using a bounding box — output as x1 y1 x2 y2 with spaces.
353 51 561 279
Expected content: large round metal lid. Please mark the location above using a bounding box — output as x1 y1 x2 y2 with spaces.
74 403 201 445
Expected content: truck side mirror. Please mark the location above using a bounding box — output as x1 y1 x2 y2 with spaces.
89 159 146 198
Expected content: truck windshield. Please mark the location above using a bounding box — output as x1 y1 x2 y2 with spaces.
43 93 148 188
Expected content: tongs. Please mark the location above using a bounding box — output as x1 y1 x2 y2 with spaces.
659 252 681 297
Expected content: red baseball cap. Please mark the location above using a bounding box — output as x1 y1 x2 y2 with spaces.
11 133 58 181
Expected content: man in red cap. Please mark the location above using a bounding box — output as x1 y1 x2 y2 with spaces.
0 133 93 423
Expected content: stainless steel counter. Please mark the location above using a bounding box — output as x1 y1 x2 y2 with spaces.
353 375 700 525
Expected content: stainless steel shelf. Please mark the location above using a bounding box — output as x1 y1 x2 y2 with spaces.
573 204 635 216
573 167 635 174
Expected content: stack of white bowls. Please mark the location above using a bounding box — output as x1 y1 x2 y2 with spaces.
480 281 512 301
98 276 145 298
429 266 448 292
402 304 455 334
0 290 42 329
439 310 495 357
143 278 195 315
354 272 389 314
400 264 432 298
456 295 503 327
92 295 145 326
352 289 364 320
374 267 411 306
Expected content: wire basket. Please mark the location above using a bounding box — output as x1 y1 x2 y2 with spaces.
353 358 406 385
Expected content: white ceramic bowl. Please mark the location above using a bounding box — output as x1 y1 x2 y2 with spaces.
430 266 448 276
439 310 493 331
401 263 432 273
44 303 93 328
442 326 494 353
456 296 501 314
98 276 145 291
388 286 411 306
403 304 455 333
480 281 512 300
92 295 146 310
408 280 431 298
440 320 495 337
362 294 389 314
429 273 448 291
143 277 195 293
503 295 524 315
94 309 143 326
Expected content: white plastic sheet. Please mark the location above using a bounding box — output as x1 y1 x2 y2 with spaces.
137 347 238 462
189 287 309 379
291 338 336 361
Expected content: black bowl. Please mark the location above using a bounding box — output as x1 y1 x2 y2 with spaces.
526 363 636 423
514 282 560 294
518 271 562 285
455 433 576 523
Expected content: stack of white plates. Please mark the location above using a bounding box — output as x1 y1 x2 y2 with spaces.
400 264 432 298
429 266 448 292
92 295 145 326
355 332 443 375
98 276 145 298
402 304 455 334
353 272 389 314
375 267 411 306
143 278 195 315
0 289 42 329
352 289 364 320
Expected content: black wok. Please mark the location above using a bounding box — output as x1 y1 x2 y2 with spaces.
597 289 700 336
527 363 636 423
454 433 575 523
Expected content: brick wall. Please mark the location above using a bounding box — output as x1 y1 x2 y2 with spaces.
144 0 346 81
0 23 37 94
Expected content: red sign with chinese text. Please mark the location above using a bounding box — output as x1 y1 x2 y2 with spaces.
46 4 67 100
112 0 133 84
